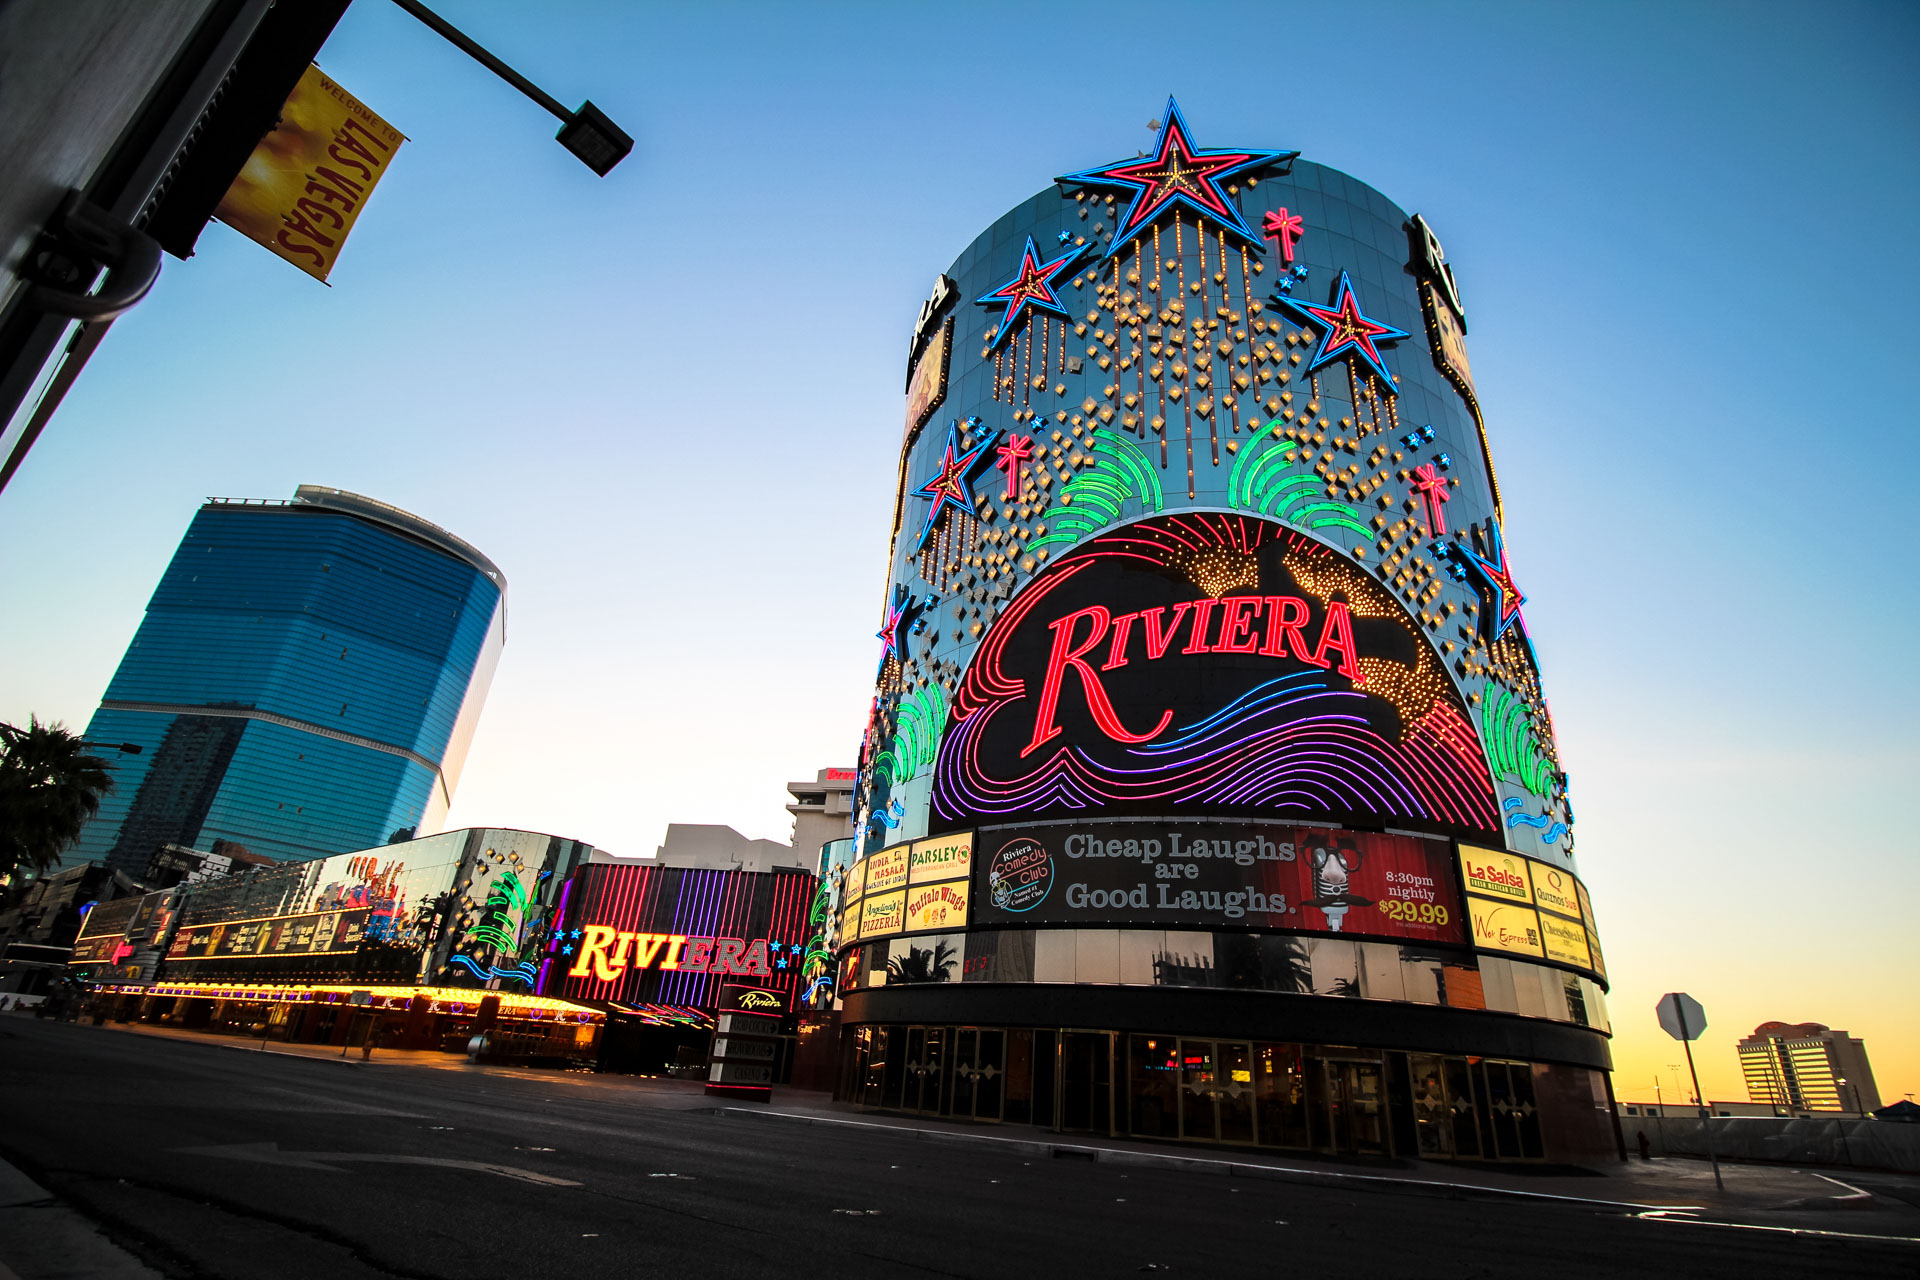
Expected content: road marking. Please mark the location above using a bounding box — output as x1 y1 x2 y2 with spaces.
174 1142 580 1187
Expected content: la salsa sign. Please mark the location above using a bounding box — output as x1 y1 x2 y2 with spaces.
932 515 1499 833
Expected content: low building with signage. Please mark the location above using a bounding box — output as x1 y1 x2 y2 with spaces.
77 827 820 1076
835 102 1615 1163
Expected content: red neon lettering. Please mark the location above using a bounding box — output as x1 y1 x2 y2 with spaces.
739 939 772 977
1182 599 1221 654
1213 597 1262 653
1312 600 1363 681
1101 611 1137 670
1141 603 1192 660
681 937 713 973
1022 607 1173 757
1259 596 1312 659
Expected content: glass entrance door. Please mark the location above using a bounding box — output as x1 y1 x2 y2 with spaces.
903 1026 946 1115
1176 1040 1257 1143
946 1027 1007 1122
1310 1056 1391 1156
1058 1031 1112 1134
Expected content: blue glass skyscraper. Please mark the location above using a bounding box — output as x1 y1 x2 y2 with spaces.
69 486 506 872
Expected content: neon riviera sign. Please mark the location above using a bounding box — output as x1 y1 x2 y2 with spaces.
1024 591 1361 757
568 929 777 981
932 514 1499 833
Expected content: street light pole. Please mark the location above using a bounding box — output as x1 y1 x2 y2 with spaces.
388 0 633 175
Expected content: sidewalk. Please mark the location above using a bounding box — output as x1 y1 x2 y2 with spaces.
0 1158 158 1280
77 1018 1915 1220
714 1097 1889 1217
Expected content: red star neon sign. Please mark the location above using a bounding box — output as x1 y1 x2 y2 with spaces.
976 237 1084 351
1273 270 1410 391
910 421 999 551
1457 526 1527 642
1057 97 1295 258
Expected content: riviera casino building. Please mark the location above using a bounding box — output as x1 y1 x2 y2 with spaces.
835 100 1615 1163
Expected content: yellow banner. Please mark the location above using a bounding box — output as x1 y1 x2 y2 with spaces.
1539 912 1593 970
1585 926 1607 981
1458 843 1533 905
1466 895 1544 958
909 832 972 884
215 65 403 281
1531 863 1582 922
905 879 969 933
858 891 905 941
865 846 908 896
844 857 866 903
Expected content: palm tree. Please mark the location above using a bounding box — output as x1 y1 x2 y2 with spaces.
0 718 114 884
885 940 958 985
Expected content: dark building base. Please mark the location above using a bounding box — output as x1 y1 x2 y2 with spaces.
839 985 1620 1166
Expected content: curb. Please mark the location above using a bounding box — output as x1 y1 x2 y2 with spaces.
1773 1174 1876 1211
719 1106 1702 1214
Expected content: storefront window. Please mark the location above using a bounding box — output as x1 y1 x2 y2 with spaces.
1254 1043 1310 1148
1306 938 1360 996
1128 1035 1179 1138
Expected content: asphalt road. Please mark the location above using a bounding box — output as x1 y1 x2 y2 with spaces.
0 1018 1913 1279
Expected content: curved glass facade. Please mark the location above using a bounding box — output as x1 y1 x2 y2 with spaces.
69 488 505 870
838 102 1610 1160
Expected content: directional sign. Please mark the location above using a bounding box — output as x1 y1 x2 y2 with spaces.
176 1142 579 1187
1656 992 1706 1042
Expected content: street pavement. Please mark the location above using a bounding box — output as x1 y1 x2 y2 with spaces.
1 1015 1915 1279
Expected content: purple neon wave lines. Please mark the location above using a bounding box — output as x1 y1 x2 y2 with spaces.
931 514 1500 833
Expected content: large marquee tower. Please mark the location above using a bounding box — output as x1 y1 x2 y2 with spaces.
835 101 1611 1163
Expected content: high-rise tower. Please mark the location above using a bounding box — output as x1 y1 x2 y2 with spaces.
69 485 505 870
833 101 1611 1163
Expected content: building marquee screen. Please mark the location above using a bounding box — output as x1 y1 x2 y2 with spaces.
931 515 1501 838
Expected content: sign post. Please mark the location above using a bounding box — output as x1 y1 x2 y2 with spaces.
1655 992 1722 1191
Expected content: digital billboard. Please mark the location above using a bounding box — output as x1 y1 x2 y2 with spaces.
972 820 1464 946
929 515 1502 839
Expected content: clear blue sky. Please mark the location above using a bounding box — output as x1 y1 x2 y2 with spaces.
3 1 1915 1100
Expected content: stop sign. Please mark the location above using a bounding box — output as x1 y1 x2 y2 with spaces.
1656 992 1707 1041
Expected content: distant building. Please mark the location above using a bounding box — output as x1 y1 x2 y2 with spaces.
67 486 506 871
784 767 857 861
622 824 806 875
1740 1022 1882 1113
1619 1100 1780 1120
143 842 272 889
0 862 146 1004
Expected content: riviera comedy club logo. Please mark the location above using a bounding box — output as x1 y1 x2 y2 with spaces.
987 837 1053 912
